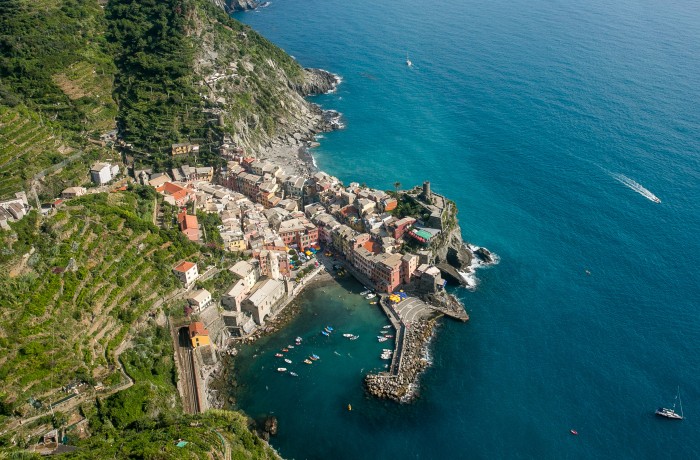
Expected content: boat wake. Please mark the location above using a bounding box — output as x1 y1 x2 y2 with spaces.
611 173 661 203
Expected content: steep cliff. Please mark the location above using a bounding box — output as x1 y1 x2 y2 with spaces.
191 0 339 156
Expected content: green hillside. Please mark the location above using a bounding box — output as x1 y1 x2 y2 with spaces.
0 190 202 402
0 0 117 199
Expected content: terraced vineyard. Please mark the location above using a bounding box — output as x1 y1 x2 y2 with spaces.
0 189 213 408
52 60 117 133
0 105 75 198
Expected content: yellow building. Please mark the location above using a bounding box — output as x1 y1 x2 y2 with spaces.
188 322 211 348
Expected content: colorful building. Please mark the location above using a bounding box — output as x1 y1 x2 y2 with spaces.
188 322 210 348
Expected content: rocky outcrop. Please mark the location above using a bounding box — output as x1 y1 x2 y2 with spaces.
228 0 260 12
298 68 341 95
433 225 473 272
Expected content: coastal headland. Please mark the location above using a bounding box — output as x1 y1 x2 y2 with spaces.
193 141 498 407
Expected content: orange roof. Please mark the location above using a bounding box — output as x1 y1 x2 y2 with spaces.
171 189 188 201
188 322 209 336
180 214 198 231
383 198 397 211
173 261 196 272
157 182 186 195
363 240 381 254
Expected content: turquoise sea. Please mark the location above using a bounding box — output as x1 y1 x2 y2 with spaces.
232 0 700 458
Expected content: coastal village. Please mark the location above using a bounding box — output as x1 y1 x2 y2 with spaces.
4 136 495 419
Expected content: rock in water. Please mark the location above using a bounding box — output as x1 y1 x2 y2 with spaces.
264 415 278 436
475 247 493 263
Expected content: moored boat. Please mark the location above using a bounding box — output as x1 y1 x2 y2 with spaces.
282 348 289 352
342 333 354 338
290 372 298 377
321 330 330 336
350 335 359 340
284 358 292 364
304 359 313 364
275 353 283 357
383 325 392 329
277 368 287 372
366 293 376 299
378 337 388 342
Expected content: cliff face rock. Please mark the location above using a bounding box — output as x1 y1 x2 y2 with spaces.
298 68 340 95
192 1 342 155
433 223 473 272
226 0 260 12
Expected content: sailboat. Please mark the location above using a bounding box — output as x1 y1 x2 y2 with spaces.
406 52 413 67
655 387 684 420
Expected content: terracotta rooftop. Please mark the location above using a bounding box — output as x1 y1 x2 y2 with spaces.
188 321 209 336
173 261 196 272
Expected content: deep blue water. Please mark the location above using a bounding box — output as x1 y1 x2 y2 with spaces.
232 0 700 457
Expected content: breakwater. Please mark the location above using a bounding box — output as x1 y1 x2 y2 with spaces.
364 317 437 402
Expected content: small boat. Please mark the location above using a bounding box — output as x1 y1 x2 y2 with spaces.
350 335 359 340
382 349 392 352
378 337 388 342
295 336 303 343
304 359 313 364
347 404 352 411
377 335 385 340
290 372 298 377
384 335 394 338
282 348 289 352
311 354 320 360
360 290 370 296
406 52 413 67
275 353 283 357
321 331 330 336
343 333 354 338
570 429 578 435
284 359 292 364
382 325 392 329
287 345 295 349
277 368 287 372
369 301 377 305
366 293 376 299
326 326 334 331
656 387 684 420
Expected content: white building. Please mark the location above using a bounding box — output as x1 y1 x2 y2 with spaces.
172 261 199 286
90 162 118 185
241 279 286 325
187 289 212 312
229 260 259 290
